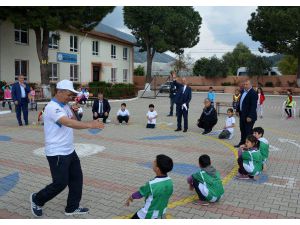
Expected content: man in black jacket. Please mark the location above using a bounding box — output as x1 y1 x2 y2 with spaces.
173 73 192 132
167 72 177 116
92 92 111 123
235 79 258 148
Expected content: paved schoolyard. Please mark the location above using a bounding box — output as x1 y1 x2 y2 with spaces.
0 92 300 219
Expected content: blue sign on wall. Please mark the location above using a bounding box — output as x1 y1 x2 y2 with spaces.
57 52 77 63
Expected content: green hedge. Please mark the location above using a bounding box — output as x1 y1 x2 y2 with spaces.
88 82 136 99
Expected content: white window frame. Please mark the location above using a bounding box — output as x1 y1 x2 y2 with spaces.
49 63 59 81
111 68 117 83
49 32 59 49
92 41 99 55
123 47 128 60
70 64 79 82
15 59 28 81
14 26 29 45
70 35 78 52
123 69 128 83
111 44 116 59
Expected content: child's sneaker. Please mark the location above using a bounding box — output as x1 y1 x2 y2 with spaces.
65 207 89 216
30 193 43 217
193 200 209 206
235 174 250 180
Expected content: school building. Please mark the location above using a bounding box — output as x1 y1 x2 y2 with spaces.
0 20 135 85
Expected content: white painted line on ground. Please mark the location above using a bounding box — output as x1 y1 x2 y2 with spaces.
0 111 11 115
33 143 106 157
278 138 300 148
264 176 296 189
269 145 281 152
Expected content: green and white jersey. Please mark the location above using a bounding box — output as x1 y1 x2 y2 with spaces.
259 137 269 163
242 149 263 176
192 169 224 202
137 176 173 219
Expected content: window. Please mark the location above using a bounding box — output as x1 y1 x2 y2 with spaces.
123 69 128 83
48 63 58 81
49 32 59 49
15 60 28 80
111 68 117 82
70 64 78 81
14 26 28 44
111 44 116 58
92 41 99 55
123 48 128 60
70 35 78 52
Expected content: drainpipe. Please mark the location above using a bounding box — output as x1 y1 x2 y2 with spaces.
79 33 88 83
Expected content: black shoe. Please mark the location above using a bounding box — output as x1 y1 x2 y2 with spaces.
234 145 240 148
175 128 182 132
19 124 23 126
167 114 173 117
65 207 89 216
30 193 43 217
183 129 187 133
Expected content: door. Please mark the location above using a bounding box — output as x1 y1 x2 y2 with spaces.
92 65 101 82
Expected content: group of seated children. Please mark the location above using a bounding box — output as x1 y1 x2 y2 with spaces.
236 127 269 180
126 154 224 219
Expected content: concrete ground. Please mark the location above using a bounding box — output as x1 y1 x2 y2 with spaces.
0 92 300 219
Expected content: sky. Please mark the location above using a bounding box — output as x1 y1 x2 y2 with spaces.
101 6 267 61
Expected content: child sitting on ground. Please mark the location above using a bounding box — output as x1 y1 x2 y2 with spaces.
236 135 263 179
187 154 224 205
146 104 157 129
253 127 269 167
218 108 235 139
117 103 130 124
125 154 173 219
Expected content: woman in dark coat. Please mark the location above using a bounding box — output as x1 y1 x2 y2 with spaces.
197 98 218 134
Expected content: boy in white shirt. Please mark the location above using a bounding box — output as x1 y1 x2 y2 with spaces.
117 103 130 124
218 108 235 139
146 104 157 129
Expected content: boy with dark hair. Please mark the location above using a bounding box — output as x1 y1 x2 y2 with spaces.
187 154 224 205
146 104 157 128
117 103 130 124
126 154 174 219
253 127 269 165
218 108 235 139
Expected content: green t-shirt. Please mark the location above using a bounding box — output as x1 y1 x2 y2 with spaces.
242 149 263 176
192 169 224 202
137 176 173 219
259 137 269 162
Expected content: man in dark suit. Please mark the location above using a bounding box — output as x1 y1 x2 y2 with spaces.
173 73 192 132
11 74 30 126
235 79 258 147
92 92 111 123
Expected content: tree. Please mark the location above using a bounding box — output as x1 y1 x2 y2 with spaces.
0 6 114 85
172 53 194 76
246 55 272 81
124 7 202 83
277 55 297 75
222 42 253 75
247 7 300 86
134 65 145 76
193 56 228 78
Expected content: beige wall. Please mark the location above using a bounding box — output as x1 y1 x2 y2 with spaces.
0 21 134 84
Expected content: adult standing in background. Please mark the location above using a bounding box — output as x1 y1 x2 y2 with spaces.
92 92 111 123
235 79 258 148
11 74 30 126
173 73 192 133
167 71 178 117
30 80 104 217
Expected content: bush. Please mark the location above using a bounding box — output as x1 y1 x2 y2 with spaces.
265 81 274 87
134 65 145 76
221 82 232 86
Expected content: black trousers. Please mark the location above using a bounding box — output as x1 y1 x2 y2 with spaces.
285 107 292 117
93 112 108 123
197 120 217 132
118 115 129 123
239 116 255 145
15 98 28 125
35 151 83 213
169 97 176 115
146 123 155 129
2 99 12 110
192 177 206 201
176 104 188 130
